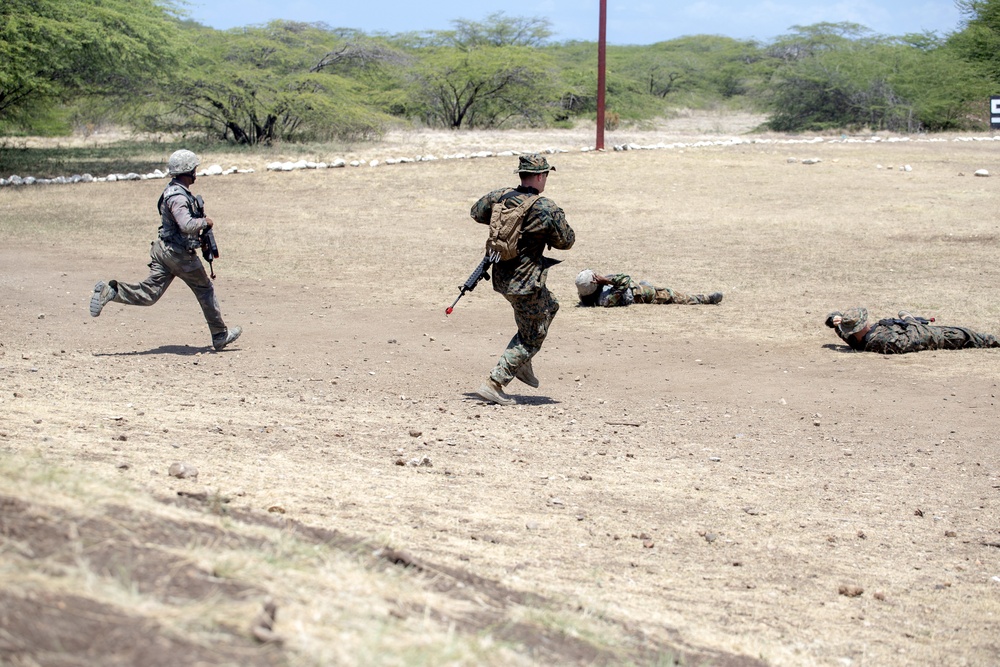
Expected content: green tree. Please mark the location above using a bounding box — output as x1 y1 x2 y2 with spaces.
0 0 179 127
450 12 552 48
762 23 991 132
407 13 557 129
156 21 394 144
949 0 1000 78
614 36 764 100
411 46 555 128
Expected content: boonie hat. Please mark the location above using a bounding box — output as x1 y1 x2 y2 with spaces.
575 269 598 296
515 154 555 174
837 307 869 335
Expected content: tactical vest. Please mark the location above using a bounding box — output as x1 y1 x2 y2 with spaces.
157 183 203 253
486 189 539 261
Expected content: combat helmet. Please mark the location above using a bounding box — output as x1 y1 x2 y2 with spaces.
575 269 598 296
167 149 200 176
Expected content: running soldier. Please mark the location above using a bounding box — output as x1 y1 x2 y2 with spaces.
470 154 575 405
89 149 242 351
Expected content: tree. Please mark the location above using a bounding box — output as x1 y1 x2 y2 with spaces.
407 14 557 129
762 24 991 132
411 46 555 128
156 21 394 144
949 0 1000 79
450 12 552 48
0 0 180 127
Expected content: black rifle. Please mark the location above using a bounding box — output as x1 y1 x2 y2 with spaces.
201 228 219 279
446 251 500 315
889 315 934 325
195 195 219 279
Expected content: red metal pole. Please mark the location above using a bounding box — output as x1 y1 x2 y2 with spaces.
596 0 607 150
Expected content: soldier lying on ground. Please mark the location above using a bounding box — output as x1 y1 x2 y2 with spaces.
826 307 999 354
574 269 722 308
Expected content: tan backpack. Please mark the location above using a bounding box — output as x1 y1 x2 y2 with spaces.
485 191 539 261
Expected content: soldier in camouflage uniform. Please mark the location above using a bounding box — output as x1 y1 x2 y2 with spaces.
575 269 722 307
89 149 242 351
471 154 575 405
826 307 999 354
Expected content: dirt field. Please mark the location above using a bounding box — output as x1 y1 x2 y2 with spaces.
2 117 1000 666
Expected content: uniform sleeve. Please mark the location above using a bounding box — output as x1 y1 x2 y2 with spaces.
599 274 633 307
607 274 632 291
537 199 574 250
470 189 504 225
167 195 209 236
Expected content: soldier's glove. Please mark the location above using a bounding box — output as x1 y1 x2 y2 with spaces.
824 312 841 328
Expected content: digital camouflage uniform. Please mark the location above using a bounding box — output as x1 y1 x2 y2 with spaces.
470 161 575 388
579 273 714 307
829 308 1000 354
106 179 228 337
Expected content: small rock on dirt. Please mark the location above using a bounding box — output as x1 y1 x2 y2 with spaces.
168 462 198 480
838 584 864 598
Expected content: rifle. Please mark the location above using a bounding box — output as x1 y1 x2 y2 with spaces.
195 195 219 279
446 251 500 315
201 228 219 279
893 315 935 325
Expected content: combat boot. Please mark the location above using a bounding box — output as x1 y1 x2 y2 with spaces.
514 358 540 388
475 379 515 406
702 292 723 305
898 310 915 322
89 280 117 317
212 325 242 351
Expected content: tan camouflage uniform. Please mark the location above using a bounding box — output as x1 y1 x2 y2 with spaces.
471 156 575 388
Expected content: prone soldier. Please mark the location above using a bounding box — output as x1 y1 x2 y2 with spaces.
826 307 999 354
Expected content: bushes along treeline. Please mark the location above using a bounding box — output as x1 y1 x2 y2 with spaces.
3 1 1000 142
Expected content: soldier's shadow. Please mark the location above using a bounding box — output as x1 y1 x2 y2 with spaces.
94 344 222 357
462 392 560 406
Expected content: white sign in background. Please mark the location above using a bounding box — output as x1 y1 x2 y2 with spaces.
992 96 1000 127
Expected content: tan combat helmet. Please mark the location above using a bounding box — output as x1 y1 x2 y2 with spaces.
575 269 598 296
167 149 200 176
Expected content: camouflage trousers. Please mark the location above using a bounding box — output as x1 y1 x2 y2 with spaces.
865 319 1000 354
490 287 559 387
632 282 702 305
110 239 227 337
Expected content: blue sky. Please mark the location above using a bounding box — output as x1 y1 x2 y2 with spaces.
182 1 966 45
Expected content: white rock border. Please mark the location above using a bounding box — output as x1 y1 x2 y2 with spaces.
3 133 999 188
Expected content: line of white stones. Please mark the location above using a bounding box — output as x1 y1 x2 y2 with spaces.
3 134 998 187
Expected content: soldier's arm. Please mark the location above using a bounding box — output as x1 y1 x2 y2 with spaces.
536 199 574 250
470 189 504 225
606 274 632 290
168 194 210 236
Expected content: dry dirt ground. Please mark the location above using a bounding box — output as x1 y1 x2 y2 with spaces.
2 116 1000 666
